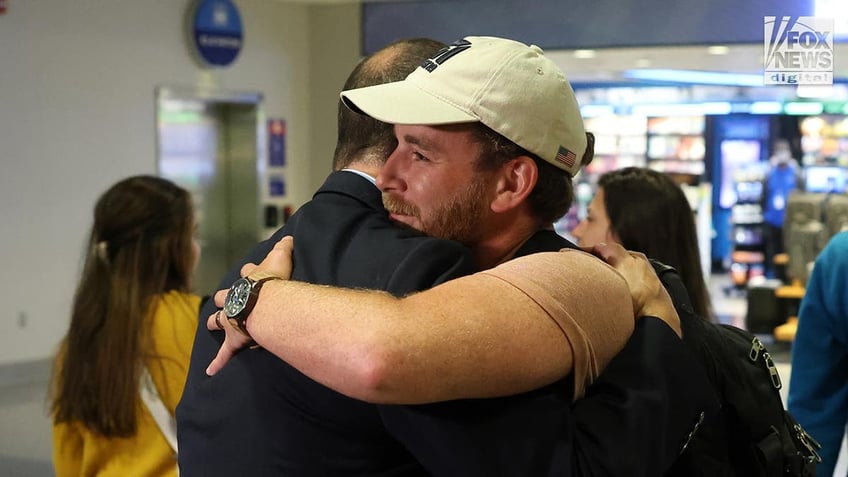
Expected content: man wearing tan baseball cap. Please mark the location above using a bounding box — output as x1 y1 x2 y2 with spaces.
339 36 593 271
334 36 712 475
205 36 718 476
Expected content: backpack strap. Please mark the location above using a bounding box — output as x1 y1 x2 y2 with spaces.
648 260 697 318
651 262 777 450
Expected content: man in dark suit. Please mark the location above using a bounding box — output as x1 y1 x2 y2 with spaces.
203 36 719 476
176 38 478 476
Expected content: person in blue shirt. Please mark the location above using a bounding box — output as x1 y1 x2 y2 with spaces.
763 139 801 278
788 230 848 476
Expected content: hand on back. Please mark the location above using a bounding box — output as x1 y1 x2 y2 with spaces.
592 242 682 338
205 236 295 375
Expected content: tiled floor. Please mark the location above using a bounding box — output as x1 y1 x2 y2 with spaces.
0 274 844 476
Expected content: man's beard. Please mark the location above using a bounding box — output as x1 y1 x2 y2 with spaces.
382 180 490 245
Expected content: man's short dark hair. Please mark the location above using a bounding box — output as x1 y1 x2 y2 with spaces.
333 38 446 170
470 124 595 225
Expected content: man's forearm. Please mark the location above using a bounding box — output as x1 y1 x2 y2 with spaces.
245 275 573 404
240 249 635 405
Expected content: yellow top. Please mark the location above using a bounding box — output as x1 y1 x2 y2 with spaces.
52 290 200 477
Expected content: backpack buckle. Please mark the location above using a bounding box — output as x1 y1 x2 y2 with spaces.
762 352 783 390
749 337 765 362
795 424 823 463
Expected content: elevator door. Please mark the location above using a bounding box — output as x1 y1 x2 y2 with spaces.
156 89 263 296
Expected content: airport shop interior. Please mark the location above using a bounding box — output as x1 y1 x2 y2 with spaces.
552 82 848 343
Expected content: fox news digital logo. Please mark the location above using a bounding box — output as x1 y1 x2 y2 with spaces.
764 16 833 85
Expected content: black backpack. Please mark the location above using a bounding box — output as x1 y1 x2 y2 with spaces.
650 260 822 477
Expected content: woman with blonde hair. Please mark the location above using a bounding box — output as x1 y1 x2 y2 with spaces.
51 175 200 476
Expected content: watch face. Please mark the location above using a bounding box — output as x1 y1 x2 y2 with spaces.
224 277 253 318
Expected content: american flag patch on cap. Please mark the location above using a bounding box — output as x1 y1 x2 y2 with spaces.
555 146 577 169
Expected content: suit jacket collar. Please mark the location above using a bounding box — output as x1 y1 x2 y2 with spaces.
314 170 384 211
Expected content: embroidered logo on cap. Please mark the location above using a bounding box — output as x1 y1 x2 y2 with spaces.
421 39 472 72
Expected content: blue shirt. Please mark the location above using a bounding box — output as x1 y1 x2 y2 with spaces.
763 164 798 227
787 231 848 476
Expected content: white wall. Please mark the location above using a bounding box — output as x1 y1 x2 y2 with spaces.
0 0 361 365
308 4 364 186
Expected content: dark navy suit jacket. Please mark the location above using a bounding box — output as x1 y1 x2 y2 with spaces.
176 171 477 476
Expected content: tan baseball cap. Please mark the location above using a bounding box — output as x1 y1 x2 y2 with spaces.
341 36 587 176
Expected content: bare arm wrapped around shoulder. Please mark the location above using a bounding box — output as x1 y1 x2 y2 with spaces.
209 238 635 404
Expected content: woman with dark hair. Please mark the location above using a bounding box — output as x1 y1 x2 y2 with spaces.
50 175 200 476
572 167 713 319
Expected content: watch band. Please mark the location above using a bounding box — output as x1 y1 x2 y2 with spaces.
228 275 282 337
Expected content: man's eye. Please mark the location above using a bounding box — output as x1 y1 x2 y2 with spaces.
412 152 429 162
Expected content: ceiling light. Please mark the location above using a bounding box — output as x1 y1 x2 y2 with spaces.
784 102 825 115
573 49 597 59
623 69 764 87
749 101 784 114
580 105 615 117
815 0 848 40
796 84 835 99
707 45 730 55
631 102 732 116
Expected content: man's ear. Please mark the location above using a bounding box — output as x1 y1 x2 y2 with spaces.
491 156 537 213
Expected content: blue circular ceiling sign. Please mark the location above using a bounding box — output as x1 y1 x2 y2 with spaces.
191 0 243 67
